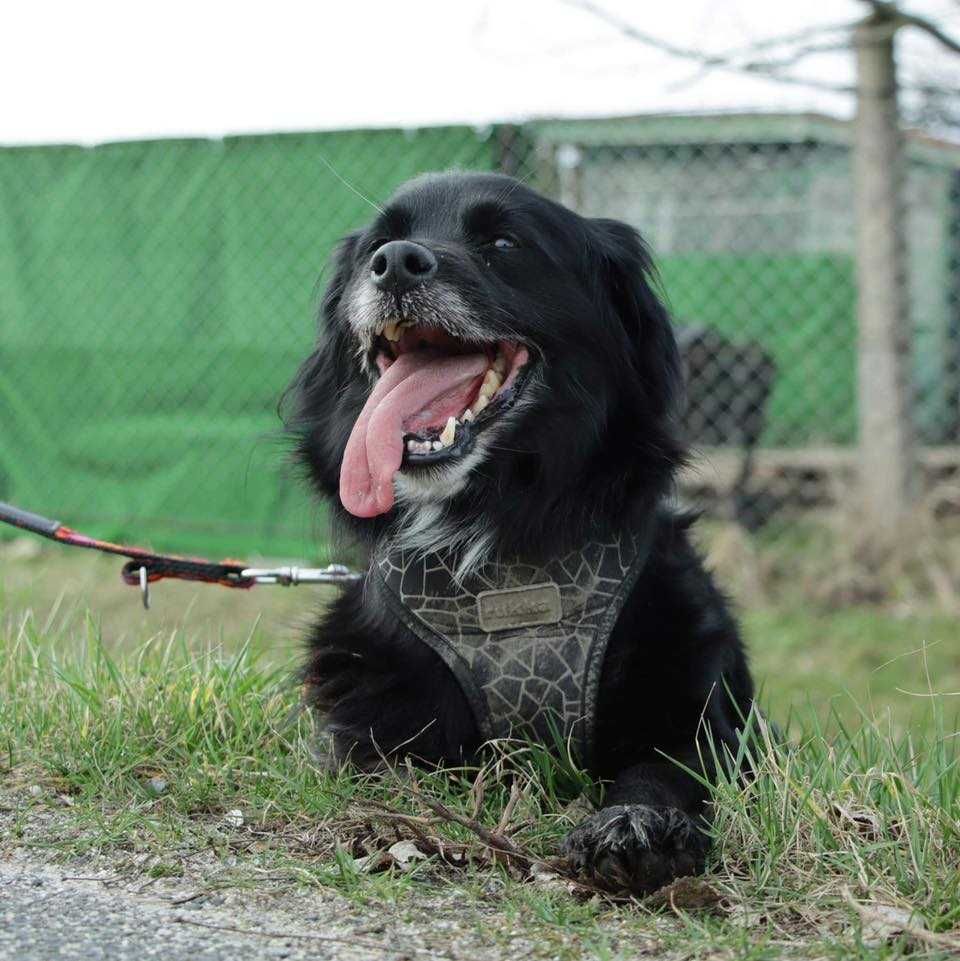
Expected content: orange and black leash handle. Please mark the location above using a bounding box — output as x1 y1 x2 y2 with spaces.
0 500 361 609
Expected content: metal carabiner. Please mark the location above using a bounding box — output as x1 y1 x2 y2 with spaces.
239 564 363 586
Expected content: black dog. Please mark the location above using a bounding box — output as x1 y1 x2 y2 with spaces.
286 172 753 894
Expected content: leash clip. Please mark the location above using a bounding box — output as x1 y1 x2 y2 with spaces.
240 564 362 586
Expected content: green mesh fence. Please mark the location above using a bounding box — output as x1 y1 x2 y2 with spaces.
660 253 858 444
1 114 957 558
0 126 499 559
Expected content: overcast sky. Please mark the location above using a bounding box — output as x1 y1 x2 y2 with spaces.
2 0 958 146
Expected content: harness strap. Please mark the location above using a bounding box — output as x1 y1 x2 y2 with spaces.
372 518 659 765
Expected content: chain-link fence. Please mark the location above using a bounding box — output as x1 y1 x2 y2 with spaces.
2 113 959 601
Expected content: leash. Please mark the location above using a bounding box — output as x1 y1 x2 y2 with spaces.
0 500 361 609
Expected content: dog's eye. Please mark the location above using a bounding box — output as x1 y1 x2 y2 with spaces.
491 236 517 250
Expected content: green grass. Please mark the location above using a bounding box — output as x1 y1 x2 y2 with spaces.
746 607 960 736
2 547 959 959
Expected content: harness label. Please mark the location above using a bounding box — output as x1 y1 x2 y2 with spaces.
476 582 562 633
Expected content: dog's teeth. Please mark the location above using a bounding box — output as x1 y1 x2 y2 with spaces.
407 439 417 452
480 369 502 400
493 352 507 376
462 409 474 423
431 440 442 451
439 416 457 448
471 394 490 416
407 439 431 455
383 320 401 342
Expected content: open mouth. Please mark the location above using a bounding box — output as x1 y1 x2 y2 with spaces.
339 320 531 518
375 322 530 464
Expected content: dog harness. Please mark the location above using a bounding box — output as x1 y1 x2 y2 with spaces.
369 525 655 765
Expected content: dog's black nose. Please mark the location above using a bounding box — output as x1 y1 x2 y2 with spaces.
370 240 437 293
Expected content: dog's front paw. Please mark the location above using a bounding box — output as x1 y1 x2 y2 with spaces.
561 804 708 895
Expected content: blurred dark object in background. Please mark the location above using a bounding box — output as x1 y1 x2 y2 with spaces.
677 325 778 531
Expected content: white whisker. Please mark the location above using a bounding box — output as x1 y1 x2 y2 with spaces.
318 154 385 215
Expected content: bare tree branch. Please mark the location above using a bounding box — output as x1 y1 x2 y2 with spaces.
561 0 741 67
715 21 853 58
563 0 960 112
859 1 960 56
560 0 854 93
737 41 850 72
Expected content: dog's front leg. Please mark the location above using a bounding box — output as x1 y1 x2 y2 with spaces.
562 753 711 894
306 591 481 772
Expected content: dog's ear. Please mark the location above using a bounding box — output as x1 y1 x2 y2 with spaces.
320 231 362 331
282 231 364 496
589 217 683 424
304 231 363 395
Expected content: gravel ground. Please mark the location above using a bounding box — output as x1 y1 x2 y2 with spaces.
0 856 532 961
0 793 661 961
0 859 417 961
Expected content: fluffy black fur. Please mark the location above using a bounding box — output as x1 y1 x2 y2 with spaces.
286 172 753 894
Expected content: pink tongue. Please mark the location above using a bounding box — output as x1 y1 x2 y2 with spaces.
340 350 488 517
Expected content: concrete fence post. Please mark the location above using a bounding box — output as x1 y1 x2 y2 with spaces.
853 8 915 544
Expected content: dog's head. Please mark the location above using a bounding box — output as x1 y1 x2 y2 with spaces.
289 172 684 561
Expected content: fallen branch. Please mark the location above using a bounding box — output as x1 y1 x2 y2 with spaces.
406 784 525 866
348 774 614 899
